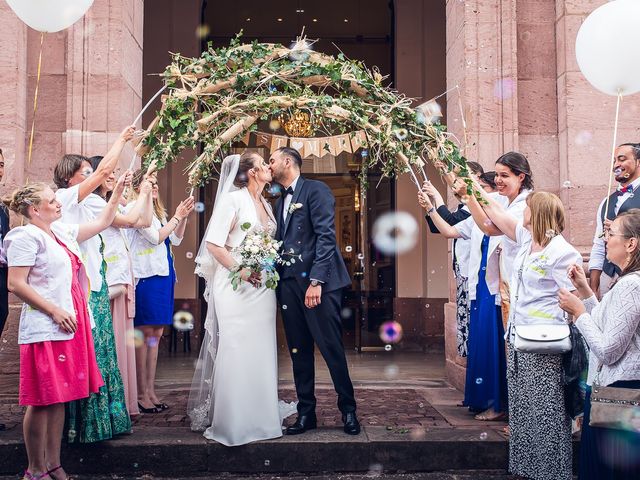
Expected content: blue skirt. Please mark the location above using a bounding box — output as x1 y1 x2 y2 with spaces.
463 235 507 413
579 381 640 479
134 239 176 327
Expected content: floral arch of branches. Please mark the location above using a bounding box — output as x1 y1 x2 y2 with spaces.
135 34 470 190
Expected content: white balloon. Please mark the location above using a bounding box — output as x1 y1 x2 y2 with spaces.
575 0 640 96
6 0 94 33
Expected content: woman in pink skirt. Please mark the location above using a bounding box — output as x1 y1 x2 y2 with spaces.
2 175 128 480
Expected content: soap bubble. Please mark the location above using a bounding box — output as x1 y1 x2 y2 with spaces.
282 305 288 310
475 377 483 385
186 252 194 259
146 336 159 348
574 130 592 146
195 24 210 39
68 429 77 441
367 463 383 477
264 460 271 466
384 344 392 352
341 308 353 319
416 100 442 123
383 364 399 379
173 310 195 331
269 119 281 131
268 184 283 196
127 329 144 348
357 253 365 260
379 321 404 344
480 432 488 440
58 354 66 362
372 212 418 255
288 40 312 62
394 128 409 141
194 202 205 213
345 245 353 253
494 78 514 100
562 180 572 189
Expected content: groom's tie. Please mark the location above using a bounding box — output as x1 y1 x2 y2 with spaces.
283 186 294 222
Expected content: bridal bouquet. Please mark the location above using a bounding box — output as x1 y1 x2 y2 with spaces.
229 222 301 290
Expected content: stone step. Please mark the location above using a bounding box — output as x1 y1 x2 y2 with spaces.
0 426 514 476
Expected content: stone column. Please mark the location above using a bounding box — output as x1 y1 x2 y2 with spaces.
0 0 143 376
445 0 523 388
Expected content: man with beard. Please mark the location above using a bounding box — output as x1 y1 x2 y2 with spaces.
589 143 640 296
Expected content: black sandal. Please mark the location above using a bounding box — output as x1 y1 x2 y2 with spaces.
138 402 160 414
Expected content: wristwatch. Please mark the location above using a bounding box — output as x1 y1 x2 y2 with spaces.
310 279 320 287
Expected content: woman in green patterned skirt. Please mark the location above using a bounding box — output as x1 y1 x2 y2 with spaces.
65 242 131 442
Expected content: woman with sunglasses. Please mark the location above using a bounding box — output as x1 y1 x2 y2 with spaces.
126 169 194 413
52 126 135 442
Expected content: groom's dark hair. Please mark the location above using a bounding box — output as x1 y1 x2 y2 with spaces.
276 147 302 169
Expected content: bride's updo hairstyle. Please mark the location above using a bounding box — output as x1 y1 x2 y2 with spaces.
2 182 48 219
234 151 262 188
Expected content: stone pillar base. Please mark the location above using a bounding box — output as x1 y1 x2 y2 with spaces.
444 301 466 391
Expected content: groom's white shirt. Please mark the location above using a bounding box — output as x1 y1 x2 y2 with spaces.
282 175 300 222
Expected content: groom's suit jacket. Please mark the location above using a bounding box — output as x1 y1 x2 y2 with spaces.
275 177 351 293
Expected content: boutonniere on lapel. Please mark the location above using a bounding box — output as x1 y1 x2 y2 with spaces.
288 203 303 214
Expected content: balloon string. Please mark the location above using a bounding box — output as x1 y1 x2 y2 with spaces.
455 85 468 157
603 91 623 217
27 32 45 170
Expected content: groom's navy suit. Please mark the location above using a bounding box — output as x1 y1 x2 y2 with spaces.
275 176 356 416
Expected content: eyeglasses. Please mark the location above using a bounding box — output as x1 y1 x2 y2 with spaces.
603 229 627 240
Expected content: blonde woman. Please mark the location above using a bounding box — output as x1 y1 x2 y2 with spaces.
482 191 581 480
126 169 194 413
3 176 125 480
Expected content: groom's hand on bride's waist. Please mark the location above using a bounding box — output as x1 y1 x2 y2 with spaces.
305 283 322 309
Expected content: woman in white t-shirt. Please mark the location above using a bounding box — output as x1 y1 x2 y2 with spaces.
481 191 581 480
86 155 155 417
52 127 136 442
126 169 194 413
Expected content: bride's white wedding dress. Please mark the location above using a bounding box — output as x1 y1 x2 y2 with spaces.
188 156 295 447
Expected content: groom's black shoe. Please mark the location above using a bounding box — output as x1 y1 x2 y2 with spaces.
342 412 361 435
285 414 317 435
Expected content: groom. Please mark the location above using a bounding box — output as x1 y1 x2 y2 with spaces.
269 147 360 435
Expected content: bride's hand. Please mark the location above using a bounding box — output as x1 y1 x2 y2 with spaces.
240 268 261 288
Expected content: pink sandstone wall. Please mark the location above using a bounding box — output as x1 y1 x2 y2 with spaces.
0 0 144 376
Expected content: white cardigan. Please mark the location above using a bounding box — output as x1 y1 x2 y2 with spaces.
576 272 640 386
4 222 92 344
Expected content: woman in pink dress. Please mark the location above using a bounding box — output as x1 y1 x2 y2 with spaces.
2 175 128 480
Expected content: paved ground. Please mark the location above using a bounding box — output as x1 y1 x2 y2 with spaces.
0 350 523 476
0 351 505 434
0 474 518 480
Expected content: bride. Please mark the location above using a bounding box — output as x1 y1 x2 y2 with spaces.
188 152 294 446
